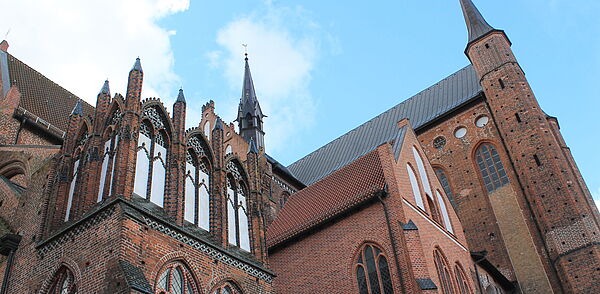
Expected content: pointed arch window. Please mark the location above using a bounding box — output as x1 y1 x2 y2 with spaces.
475 144 509 193
48 266 76 294
65 152 81 222
454 264 471 294
204 120 211 140
434 249 455 294
134 106 170 207
212 282 242 294
434 168 456 208
412 147 433 196
355 243 394 294
226 160 250 251
184 136 212 230
406 164 424 210
436 190 454 233
155 261 198 294
97 131 119 202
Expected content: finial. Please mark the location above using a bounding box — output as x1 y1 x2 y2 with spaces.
242 44 248 60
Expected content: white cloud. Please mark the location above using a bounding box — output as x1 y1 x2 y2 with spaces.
209 2 322 153
0 0 188 105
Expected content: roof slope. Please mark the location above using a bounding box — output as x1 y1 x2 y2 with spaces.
288 65 482 186
267 149 386 248
5 52 94 131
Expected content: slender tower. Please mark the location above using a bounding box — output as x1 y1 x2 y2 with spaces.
236 53 266 150
460 1 600 293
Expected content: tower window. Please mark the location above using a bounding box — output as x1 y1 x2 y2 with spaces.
475 144 510 192
498 79 505 89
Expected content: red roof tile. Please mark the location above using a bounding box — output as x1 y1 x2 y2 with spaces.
267 149 386 248
6 53 94 132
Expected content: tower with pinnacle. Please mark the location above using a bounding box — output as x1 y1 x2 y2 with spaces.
237 53 266 151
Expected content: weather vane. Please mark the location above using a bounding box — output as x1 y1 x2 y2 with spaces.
242 44 248 57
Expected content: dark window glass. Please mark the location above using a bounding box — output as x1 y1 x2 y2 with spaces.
475 144 510 192
434 250 455 294
357 266 369 294
434 168 455 208
355 244 394 294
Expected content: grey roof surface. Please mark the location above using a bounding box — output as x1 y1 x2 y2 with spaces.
288 65 482 186
460 0 495 44
119 260 153 294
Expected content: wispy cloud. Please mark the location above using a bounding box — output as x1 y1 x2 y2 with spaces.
207 2 328 153
0 0 189 105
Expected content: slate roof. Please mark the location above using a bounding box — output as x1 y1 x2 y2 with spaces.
2 51 94 132
288 65 482 186
119 260 153 294
267 149 386 248
460 0 496 44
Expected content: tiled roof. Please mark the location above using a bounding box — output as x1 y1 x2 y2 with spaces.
267 149 386 248
119 260 153 294
4 52 94 132
288 65 482 186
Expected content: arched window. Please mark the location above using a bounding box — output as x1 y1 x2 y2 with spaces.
475 144 509 192
412 147 433 196
225 145 233 155
426 195 442 224
436 190 453 233
184 135 212 230
406 164 424 209
355 243 394 294
434 249 455 294
226 160 250 251
65 151 81 222
155 261 198 294
454 264 471 294
212 281 242 294
434 168 455 208
204 120 211 140
134 106 170 207
97 131 119 202
48 266 76 294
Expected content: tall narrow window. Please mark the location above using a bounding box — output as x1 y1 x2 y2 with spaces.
186 136 212 230
98 138 111 202
226 160 250 251
155 261 198 294
412 147 433 196
65 158 80 222
434 168 456 208
134 106 171 207
436 190 454 233
475 144 509 192
454 264 471 294
406 165 424 209
427 195 442 224
98 134 119 202
204 120 211 140
434 249 455 294
355 243 394 294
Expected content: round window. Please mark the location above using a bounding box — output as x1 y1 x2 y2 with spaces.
454 127 467 138
476 116 489 128
433 136 446 149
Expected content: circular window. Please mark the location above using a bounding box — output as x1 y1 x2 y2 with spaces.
475 116 489 128
433 136 446 149
454 127 467 138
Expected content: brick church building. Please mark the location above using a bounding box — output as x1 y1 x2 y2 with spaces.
0 0 598 293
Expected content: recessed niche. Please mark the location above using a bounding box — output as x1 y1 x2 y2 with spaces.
454 127 467 138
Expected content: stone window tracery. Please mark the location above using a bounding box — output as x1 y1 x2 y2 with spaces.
434 249 455 294
185 135 211 230
155 261 198 294
454 264 472 294
226 160 250 251
355 243 394 294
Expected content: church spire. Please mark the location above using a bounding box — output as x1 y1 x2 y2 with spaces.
459 0 495 44
237 51 265 150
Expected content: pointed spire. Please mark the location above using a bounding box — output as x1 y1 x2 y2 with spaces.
248 138 258 154
177 88 186 103
131 57 143 73
100 80 110 95
459 0 495 44
241 56 258 107
70 99 83 116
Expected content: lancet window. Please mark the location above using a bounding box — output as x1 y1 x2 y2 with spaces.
355 243 394 294
475 144 509 193
226 160 250 251
184 135 212 230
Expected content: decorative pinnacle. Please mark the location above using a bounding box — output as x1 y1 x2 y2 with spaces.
70 99 83 116
131 57 143 73
248 138 259 154
177 88 186 103
100 80 110 95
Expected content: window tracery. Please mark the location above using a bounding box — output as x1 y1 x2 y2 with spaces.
97 132 119 202
48 266 76 294
454 264 471 294
434 249 455 294
184 136 211 230
212 282 242 294
226 161 250 251
155 261 198 294
355 243 394 294
475 144 509 192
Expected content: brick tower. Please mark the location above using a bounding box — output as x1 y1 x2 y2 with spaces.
460 0 600 293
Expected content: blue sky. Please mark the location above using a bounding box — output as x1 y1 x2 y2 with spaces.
1 0 598 202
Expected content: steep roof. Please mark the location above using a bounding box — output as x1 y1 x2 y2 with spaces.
267 149 386 248
2 51 94 132
288 65 482 186
459 0 495 44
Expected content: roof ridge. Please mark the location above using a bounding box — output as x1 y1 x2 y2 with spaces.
288 65 473 169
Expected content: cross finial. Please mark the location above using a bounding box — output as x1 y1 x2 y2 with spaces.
242 44 248 59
